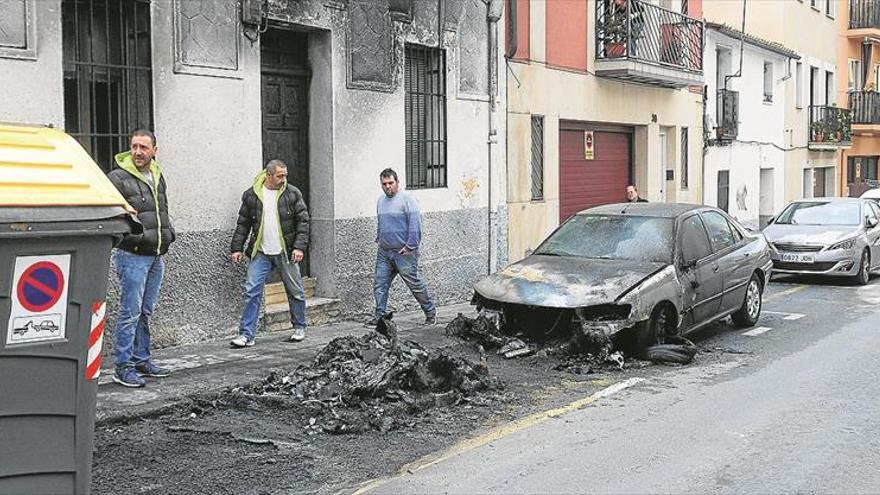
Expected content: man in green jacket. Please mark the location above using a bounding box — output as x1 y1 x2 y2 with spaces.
107 129 176 388
230 159 310 346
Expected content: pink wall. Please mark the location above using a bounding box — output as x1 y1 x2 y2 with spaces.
506 0 530 60
545 0 588 71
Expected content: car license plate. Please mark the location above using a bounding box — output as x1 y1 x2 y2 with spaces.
781 253 815 263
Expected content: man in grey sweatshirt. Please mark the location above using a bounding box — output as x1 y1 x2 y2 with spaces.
365 168 436 327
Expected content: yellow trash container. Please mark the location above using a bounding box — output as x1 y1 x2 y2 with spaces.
0 123 135 495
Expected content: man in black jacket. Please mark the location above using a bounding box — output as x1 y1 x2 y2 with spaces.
230 159 310 347
107 129 176 388
626 185 649 203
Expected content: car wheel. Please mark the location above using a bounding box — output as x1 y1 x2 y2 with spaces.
635 304 676 350
853 249 871 286
732 273 763 328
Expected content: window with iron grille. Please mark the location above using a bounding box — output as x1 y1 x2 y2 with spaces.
530 116 544 200
680 127 689 189
405 44 447 189
62 0 153 173
717 170 729 213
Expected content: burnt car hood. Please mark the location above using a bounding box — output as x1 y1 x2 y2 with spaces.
474 255 668 308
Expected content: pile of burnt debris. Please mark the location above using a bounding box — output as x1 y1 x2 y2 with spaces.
445 310 695 373
446 311 623 373
245 315 498 434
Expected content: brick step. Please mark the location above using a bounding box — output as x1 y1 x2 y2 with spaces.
262 297 342 333
265 278 315 305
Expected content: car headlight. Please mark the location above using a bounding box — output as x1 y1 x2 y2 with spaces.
828 238 857 251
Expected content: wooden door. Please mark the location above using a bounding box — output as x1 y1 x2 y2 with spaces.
261 29 310 274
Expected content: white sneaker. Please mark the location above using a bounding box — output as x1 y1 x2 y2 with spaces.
288 327 306 342
230 335 254 348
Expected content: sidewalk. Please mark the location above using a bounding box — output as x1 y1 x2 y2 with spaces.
95 302 473 425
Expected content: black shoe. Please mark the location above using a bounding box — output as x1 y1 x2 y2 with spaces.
364 317 380 328
424 314 437 325
135 362 171 378
113 367 145 388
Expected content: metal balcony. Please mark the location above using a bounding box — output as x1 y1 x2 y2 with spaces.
808 105 853 150
715 89 739 143
595 0 704 88
849 0 880 30
849 90 880 126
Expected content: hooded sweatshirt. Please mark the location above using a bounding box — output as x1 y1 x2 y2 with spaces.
107 152 175 255
230 171 310 259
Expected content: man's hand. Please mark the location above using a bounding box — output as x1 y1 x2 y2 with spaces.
292 249 304 263
398 246 413 256
230 252 243 263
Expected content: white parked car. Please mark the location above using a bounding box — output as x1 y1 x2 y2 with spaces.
860 188 880 204
763 198 880 285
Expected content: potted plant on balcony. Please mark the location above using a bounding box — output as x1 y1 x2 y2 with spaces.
602 1 629 57
810 119 826 142
602 0 644 58
836 108 852 142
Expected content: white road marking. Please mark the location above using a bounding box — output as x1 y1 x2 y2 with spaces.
742 326 772 337
763 310 805 321
591 377 646 399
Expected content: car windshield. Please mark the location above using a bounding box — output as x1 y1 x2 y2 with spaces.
534 215 674 262
775 201 861 226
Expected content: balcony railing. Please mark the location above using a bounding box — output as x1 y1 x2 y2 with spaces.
716 89 739 142
849 91 880 124
809 105 853 146
595 0 703 73
850 0 880 29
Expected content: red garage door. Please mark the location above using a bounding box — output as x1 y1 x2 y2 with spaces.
559 129 631 223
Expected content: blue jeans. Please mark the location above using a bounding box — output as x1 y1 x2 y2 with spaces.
113 250 164 370
239 252 306 341
373 248 436 318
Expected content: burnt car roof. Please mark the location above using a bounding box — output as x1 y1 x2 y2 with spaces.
576 202 705 219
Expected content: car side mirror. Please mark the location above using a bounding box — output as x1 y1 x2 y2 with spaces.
867 216 879 229
766 216 775 225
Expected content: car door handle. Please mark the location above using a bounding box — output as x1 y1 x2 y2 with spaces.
713 264 720 273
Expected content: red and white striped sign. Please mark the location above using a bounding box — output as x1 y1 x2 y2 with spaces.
86 301 105 380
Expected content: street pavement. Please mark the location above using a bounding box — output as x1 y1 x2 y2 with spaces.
360 277 880 494
96 277 880 494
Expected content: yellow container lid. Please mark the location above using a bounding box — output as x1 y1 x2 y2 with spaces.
0 124 127 207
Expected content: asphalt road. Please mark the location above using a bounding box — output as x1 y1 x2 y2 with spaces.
362 275 880 494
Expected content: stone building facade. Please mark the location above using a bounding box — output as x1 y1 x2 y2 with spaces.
0 0 507 346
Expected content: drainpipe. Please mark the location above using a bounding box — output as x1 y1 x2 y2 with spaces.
723 0 747 91
487 0 503 274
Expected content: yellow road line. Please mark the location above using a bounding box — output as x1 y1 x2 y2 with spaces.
765 284 807 301
351 377 645 495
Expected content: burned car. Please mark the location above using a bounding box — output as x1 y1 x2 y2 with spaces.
472 203 772 348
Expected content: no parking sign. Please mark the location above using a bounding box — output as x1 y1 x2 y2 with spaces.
6 254 70 345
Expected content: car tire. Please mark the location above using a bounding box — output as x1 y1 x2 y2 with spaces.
635 304 676 350
731 273 763 328
853 249 871 286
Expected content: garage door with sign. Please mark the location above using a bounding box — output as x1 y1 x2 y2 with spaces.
6 254 70 345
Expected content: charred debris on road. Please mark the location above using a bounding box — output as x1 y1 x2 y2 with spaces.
196 306 694 437
446 304 696 370
212 315 501 435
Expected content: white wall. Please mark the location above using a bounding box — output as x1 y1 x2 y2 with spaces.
331 31 493 220
0 1 64 127
704 31 788 228
150 2 263 233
